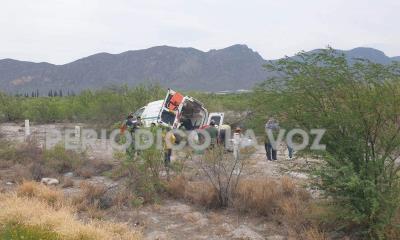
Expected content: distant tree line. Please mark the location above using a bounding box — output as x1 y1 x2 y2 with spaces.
14 89 77 98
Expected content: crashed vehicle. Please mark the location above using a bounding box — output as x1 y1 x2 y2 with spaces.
134 89 225 130
132 89 255 150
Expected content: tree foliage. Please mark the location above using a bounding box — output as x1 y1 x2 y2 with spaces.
0 84 165 124
255 48 400 238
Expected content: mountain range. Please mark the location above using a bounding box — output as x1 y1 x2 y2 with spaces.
0 45 399 94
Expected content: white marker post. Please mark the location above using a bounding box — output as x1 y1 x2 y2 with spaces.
75 125 81 139
24 119 30 137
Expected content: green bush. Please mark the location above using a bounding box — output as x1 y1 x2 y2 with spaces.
43 144 85 174
0 84 165 124
0 223 59 240
257 48 400 239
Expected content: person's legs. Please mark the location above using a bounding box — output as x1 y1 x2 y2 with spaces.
164 149 172 167
272 148 277 160
265 143 272 160
164 149 172 179
288 146 293 159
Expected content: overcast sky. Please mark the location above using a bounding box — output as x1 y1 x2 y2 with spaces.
0 0 399 64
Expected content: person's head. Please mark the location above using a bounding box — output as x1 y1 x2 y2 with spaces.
210 120 216 126
127 113 134 119
151 123 156 127
136 116 141 121
235 127 242 133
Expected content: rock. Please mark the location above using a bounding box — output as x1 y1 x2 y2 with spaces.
64 172 74 177
145 231 168 240
231 225 264 240
266 235 285 240
6 182 14 185
40 178 60 186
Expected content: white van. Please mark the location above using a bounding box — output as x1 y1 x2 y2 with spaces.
133 100 164 127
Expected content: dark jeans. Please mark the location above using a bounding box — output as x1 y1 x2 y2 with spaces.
164 149 172 167
288 146 293 159
265 143 277 160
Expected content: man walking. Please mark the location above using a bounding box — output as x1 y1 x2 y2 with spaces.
265 118 279 161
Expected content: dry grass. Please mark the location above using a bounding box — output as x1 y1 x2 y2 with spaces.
234 177 311 218
301 227 329 240
17 181 64 207
0 192 141 240
234 178 280 216
166 176 218 208
167 175 311 216
165 175 186 198
79 181 107 204
112 187 135 209
71 181 110 218
281 176 297 195
76 167 96 178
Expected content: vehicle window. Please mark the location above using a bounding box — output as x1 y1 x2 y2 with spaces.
210 116 221 125
161 110 176 125
133 108 145 118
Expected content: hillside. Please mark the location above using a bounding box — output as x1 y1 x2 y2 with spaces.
0 45 399 94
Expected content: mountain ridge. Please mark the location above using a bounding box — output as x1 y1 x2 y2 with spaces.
1 45 399 94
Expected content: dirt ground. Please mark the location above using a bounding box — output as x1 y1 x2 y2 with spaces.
0 123 317 240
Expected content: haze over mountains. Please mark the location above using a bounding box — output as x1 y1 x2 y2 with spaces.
0 45 399 94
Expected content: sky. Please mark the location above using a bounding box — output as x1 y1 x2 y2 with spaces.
0 0 399 64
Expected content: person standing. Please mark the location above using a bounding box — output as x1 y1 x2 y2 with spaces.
205 120 218 149
163 128 176 178
265 118 279 161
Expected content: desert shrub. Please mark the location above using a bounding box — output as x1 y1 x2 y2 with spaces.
197 146 247 207
258 48 400 238
1 139 90 181
0 138 42 165
120 136 166 204
72 181 110 218
0 140 18 164
43 144 85 174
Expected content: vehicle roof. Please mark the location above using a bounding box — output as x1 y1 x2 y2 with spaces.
146 100 164 106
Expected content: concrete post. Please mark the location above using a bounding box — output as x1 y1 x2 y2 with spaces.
75 125 81 139
24 119 30 136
